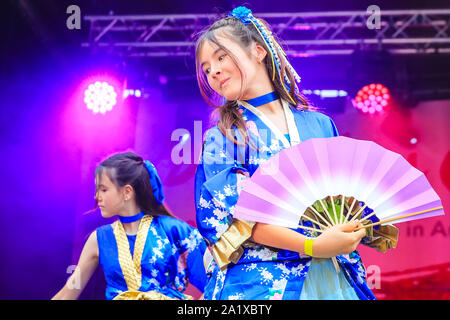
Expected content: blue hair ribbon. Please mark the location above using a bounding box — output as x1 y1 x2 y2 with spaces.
143 160 165 205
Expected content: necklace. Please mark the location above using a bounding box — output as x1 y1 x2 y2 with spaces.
118 211 145 224
244 91 279 107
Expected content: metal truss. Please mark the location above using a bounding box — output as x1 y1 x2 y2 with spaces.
81 9 450 58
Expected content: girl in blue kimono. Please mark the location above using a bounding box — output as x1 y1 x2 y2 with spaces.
52 152 207 300
194 7 375 300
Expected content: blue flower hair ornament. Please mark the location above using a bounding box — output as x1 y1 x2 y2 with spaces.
143 160 165 205
228 6 253 24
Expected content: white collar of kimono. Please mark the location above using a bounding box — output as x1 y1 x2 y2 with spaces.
237 98 301 148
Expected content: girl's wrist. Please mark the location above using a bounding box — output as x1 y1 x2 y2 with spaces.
311 236 324 258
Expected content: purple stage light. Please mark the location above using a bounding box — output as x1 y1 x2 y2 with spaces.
83 81 117 114
158 75 168 85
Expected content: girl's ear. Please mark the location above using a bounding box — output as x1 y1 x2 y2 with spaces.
123 184 134 201
254 42 268 63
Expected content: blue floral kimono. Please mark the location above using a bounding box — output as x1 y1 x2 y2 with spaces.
194 99 376 300
96 215 207 300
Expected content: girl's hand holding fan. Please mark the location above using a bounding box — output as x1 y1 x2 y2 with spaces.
313 220 366 258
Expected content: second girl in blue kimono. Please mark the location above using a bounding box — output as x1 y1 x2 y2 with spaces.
52 152 207 300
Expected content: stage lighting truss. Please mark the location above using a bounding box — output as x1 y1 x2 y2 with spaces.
81 9 450 58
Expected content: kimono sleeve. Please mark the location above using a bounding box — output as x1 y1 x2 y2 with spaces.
159 216 207 292
194 126 255 270
162 216 208 293
317 112 339 137
327 116 339 137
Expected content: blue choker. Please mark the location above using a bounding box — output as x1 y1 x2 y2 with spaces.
118 211 145 223
244 91 279 107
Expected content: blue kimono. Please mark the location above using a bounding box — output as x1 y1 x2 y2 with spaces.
194 100 376 300
96 215 207 300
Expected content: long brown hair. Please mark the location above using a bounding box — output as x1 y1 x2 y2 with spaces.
195 15 310 147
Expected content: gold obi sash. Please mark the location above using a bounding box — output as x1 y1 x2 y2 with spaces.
113 290 192 300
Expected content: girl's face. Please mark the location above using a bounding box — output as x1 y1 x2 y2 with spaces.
95 171 126 219
198 34 265 101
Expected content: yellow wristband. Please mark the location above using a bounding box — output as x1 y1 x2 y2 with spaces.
304 238 314 257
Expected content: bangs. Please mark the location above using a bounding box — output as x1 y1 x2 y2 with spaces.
94 166 117 191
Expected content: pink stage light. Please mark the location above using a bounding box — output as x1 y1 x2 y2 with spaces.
293 25 312 30
83 81 117 114
352 83 390 114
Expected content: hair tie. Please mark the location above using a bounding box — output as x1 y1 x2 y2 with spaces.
143 160 165 205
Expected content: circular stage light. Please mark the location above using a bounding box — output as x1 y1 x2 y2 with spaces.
84 81 117 114
352 83 390 114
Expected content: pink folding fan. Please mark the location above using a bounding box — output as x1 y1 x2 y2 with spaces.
233 136 445 232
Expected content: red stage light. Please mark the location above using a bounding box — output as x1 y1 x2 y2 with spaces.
352 83 390 114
